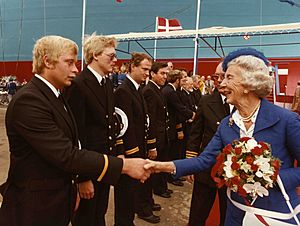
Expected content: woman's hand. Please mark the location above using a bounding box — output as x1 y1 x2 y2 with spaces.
144 159 176 174
186 175 194 184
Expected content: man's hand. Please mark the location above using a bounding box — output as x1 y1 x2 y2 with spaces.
177 131 184 140
148 148 157 160
78 180 94 199
122 158 152 183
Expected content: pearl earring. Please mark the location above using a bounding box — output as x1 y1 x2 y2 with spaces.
243 90 249 94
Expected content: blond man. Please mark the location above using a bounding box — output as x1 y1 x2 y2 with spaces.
64 34 125 226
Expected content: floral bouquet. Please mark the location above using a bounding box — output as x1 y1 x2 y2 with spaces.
211 137 281 198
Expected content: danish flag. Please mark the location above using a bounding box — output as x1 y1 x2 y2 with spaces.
156 16 183 32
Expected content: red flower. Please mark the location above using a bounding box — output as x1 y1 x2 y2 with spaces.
240 172 248 180
223 144 233 154
240 137 252 142
251 146 263 155
271 159 281 170
231 176 240 185
245 155 254 165
251 164 259 172
235 147 242 155
237 186 248 197
258 141 269 150
231 162 240 170
231 156 238 162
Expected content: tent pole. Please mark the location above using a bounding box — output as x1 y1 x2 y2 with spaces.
193 0 201 75
81 0 86 71
154 16 158 61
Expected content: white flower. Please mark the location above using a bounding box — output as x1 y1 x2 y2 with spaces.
243 182 269 198
245 138 258 152
240 162 251 173
224 156 234 178
254 156 271 172
246 175 255 183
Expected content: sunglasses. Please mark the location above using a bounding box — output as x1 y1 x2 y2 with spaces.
103 53 117 60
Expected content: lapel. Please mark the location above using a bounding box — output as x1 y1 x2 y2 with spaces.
254 99 280 134
124 77 142 104
125 77 147 114
207 90 227 121
149 81 164 103
31 77 78 141
83 68 107 109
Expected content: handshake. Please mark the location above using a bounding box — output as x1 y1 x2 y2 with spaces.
122 158 176 183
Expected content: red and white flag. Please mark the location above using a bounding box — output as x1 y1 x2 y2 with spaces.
156 16 183 32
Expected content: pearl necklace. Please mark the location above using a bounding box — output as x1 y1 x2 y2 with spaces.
240 101 261 122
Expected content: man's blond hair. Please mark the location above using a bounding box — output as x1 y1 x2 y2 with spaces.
32 35 78 74
83 34 117 65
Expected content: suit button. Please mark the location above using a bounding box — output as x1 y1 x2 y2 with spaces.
106 115 109 119
113 112 116 116
108 125 111 129
109 136 112 140
115 123 117 126
110 147 113 151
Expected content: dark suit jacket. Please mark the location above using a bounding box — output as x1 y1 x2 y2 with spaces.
142 81 169 160
114 77 155 158
191 88 202 108
0 76 123 226
64 67 124 182
162 84 193 141
175 99 300 225
186 89 229 187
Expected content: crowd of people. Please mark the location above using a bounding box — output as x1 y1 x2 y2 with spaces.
0 34 299 226
0 77 27 105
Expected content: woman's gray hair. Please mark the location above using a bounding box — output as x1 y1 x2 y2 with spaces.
227 55 274 98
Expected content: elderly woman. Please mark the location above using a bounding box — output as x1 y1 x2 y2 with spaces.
146 48 300 225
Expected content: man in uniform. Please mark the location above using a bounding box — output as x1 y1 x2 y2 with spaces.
186 61 229 226
64 35 124 226
114 52 159 225
143 62 173 198
162 70 195 186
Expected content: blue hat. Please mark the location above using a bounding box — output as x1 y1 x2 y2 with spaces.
222 48 269 72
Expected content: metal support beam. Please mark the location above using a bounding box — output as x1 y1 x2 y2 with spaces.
200 37 223 58
135 41 154 58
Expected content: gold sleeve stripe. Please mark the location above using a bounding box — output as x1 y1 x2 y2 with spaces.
147 138 156 144
97 154 109 182
176 123 182 129
116 139 123 145
186 154 197 158
186 150 198 155
125 147 139 155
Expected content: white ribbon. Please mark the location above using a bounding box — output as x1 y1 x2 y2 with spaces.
227 189 300 221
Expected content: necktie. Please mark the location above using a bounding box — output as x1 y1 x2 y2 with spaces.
101 77 106 86
58 93 68 112
224 98 230 115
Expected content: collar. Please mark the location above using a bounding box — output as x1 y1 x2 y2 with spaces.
232 104 260 137
87 65 105 85
168 83 176 91
127 74 139 90
35 74 60 98
149 80 161 89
